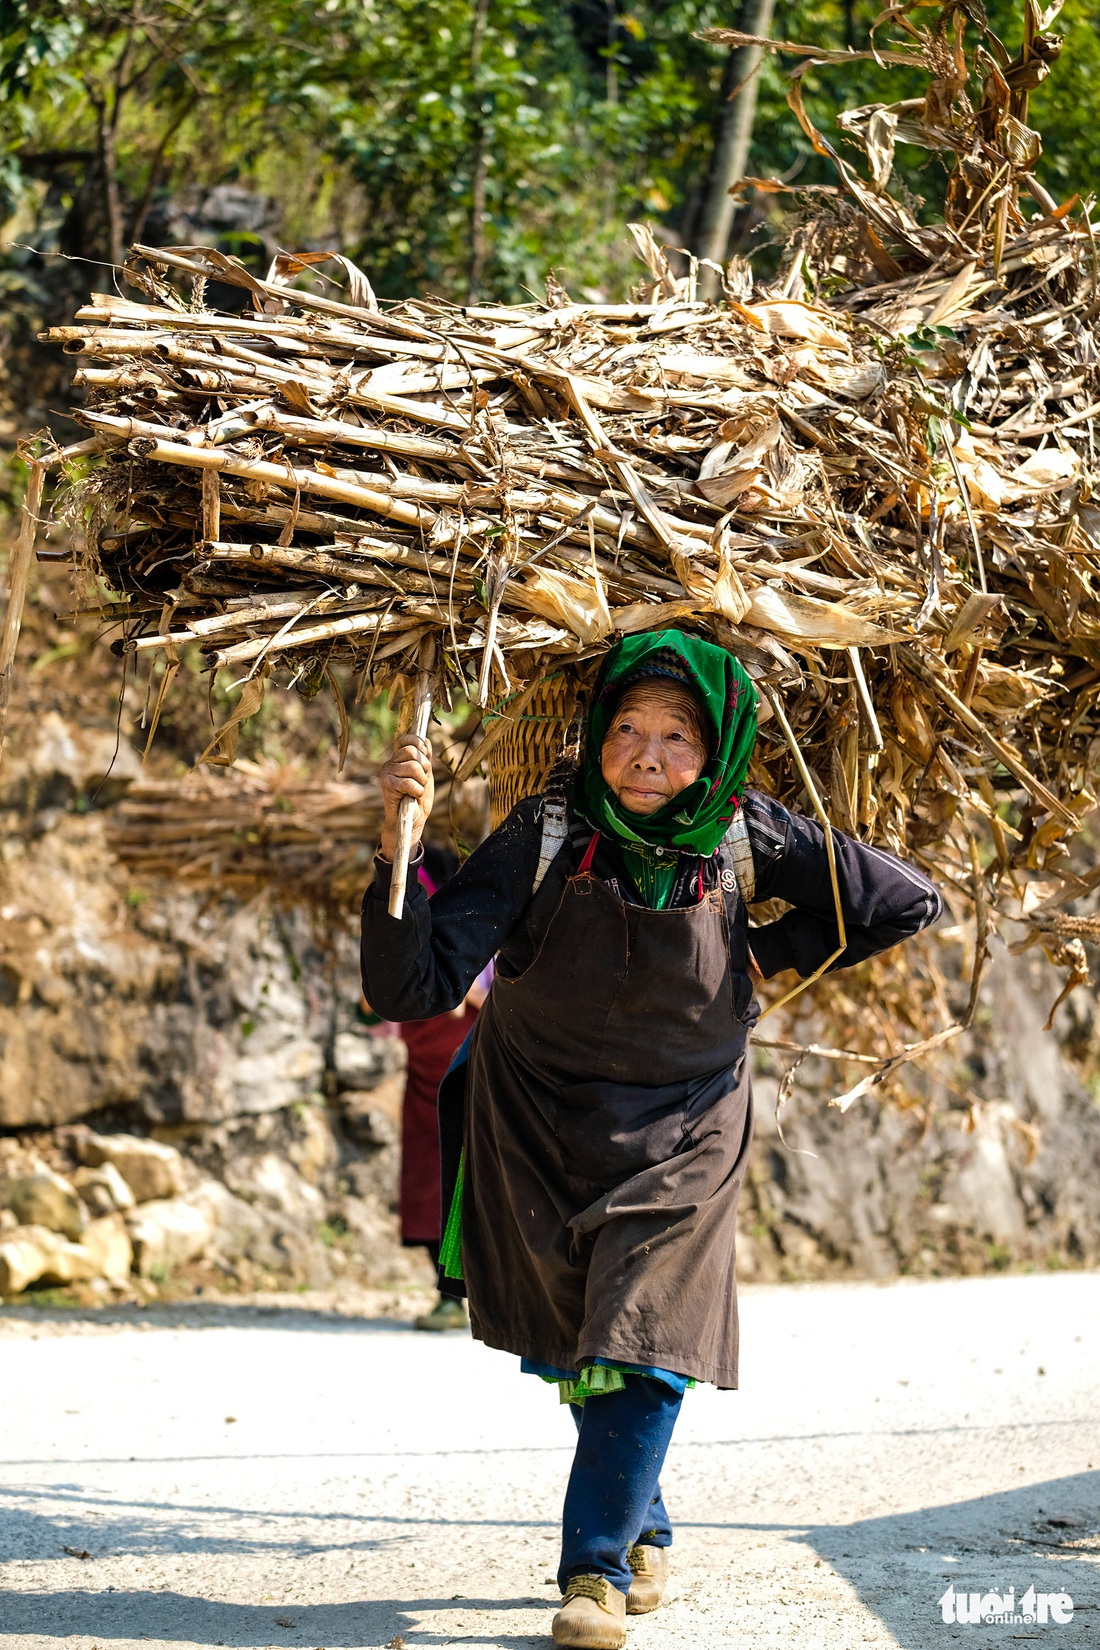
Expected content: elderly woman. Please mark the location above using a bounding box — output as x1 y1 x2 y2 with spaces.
362 630 940 1649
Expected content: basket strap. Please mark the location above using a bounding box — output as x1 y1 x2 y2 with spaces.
577 830 600 875
720 808 756 904
533 797 570 894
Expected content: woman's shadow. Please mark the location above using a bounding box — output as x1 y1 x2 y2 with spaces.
0 1588 554 1647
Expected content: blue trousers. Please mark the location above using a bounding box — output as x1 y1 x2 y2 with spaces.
558 1375 682 1595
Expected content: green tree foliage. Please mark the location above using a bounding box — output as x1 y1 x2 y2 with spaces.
1020 0 1100 196
0 0 366 266
1 0 1098 305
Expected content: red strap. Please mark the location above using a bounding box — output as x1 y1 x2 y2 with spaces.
578 831 600 874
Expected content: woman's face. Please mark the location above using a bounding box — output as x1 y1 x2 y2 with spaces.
600 681 708 816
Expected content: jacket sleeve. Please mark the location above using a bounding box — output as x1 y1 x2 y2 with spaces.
360 798 542 1020
742 792 943 980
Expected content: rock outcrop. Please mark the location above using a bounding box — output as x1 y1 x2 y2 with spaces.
0 1210 130 1292
126 1198 212 1279
72 1163 135 1216
740 941 1100 1281
75 1133 184 1203
4 1168 86 1240
0 1075 419 1298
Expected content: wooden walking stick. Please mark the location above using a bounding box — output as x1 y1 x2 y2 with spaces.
388 633 437 919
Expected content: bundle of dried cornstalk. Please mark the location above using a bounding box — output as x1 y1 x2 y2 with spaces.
21 2 1100 1072
107 762 388 899
107 758 484 901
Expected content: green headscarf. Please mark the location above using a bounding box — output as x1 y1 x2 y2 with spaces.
576 630 758 907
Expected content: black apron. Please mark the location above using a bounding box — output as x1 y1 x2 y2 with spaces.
455 832 755 1389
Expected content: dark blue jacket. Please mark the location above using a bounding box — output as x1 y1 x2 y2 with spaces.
361 789 943 1022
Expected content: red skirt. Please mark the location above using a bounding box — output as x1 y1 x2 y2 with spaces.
399 1008 478 1245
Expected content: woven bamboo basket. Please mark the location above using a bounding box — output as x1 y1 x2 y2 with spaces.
487 673 580 829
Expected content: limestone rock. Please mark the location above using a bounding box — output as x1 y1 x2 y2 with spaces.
0 818 183 1130
3 1170 87 1240
0 815 340 1130
284 1103 339 1188
937 1100 1027 1245
126 1198 211 1277
77 1133 184 1203
224 1035 325 1120
239 1153 326 1223
338 1196 430 1287
182 1107 350 1287
24 711 143 804
267 1225 334 1290
0 1224 99 1293
189 1177 331 1286
36 1233 101 1286
132 897 330 1123
72 1162 136 1216
739 941 1100 1280
0 1228 54 1293
339 1192 402 1260
333 1030 404 1092
187 1108 332 1221
82 1212 133 1282
339 1156 389 1204
340 1095 399 1153
189 1179 270 1265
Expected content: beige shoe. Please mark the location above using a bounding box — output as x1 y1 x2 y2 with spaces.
413 1295 468 1332
626 1543 669 1613
551 1574 628 1648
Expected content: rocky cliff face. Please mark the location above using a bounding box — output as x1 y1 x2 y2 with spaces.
2 708 1099 1300
1 715 338 1131
744 939 1100 1281
0 710 423 1296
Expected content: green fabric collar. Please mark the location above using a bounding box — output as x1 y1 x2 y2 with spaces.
619 841 679 910
576 630 758 863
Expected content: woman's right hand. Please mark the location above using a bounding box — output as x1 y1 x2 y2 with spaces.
379 733 434 862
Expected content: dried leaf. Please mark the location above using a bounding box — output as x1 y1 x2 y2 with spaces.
710 526 752 624
730 300 850 352
197 667 270 767
1006 447 1079 494
517 565 612 646
745 585 893 647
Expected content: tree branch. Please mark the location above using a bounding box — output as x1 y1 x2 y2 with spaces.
695 0 775 294
468 0 491 300
127 94 201 248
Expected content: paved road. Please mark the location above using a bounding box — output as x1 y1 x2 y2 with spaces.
1 1273 1098 1650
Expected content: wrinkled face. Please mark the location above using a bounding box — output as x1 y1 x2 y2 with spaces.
599 680 709 816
